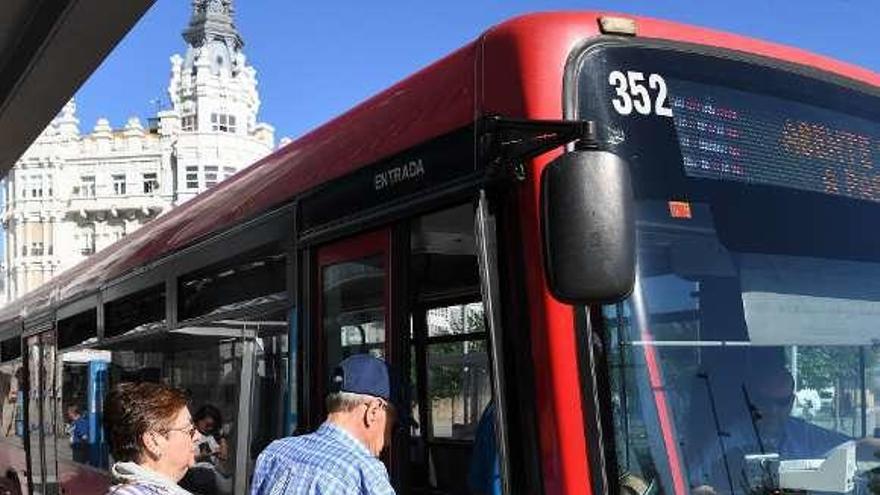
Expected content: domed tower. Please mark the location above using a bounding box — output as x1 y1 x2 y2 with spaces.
166 0 274 204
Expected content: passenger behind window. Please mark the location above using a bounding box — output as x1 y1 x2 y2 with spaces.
180 404 232 495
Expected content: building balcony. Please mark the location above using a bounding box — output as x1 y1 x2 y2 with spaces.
2 198 65 221
66 194 168 217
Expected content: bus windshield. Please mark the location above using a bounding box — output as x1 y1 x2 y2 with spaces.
577 45 880 494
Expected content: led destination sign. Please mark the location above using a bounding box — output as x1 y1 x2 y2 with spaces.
669 79 880 202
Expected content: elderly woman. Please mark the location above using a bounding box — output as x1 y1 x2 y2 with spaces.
103 382 196 495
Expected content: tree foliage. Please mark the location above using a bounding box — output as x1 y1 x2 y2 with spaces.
429 307 486 401
796 347 860 390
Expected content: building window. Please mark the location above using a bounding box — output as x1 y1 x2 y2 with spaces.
46 174 53 197
223 166 236 180
20 245 27 257
210 113 236 133
30 242 43 256
79 225 96 256
19 176 28 199
182 115 197 131
205 166 218 188
185 166 199 189
111 224 126 242
30 175 43 198
143 173 159 194
112 174 126 195
73 175 96 198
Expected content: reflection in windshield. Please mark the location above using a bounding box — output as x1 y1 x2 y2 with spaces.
576 42 880 495
602 200 880 495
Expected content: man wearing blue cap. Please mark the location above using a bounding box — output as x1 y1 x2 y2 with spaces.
250 354 398 495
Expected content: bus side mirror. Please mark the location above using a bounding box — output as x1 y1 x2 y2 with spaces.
541 149 635 304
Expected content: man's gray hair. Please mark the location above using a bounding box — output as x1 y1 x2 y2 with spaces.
326 391 375 413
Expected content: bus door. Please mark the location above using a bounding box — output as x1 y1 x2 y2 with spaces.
314 228 393 410
25 330 59 495
312 227 406 481
406 203 493 495
312 228 408 487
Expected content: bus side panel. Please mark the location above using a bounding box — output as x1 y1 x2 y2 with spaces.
480 14 602 495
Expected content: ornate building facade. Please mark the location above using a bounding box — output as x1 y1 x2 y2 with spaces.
1 0 275 301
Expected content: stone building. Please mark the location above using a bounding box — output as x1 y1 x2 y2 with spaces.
0 0 275 301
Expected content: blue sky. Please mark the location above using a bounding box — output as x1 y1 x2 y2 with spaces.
74 0 880 141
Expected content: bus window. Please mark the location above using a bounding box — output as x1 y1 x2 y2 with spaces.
409 203 492 494
0 360 23 445
245 309 290 487
177 245 286 323
56 309 108 472
0 337 24 451
596 203 880 495
57 350 109 470
173 243 290 493
105 333 245 495
321 255 386 372
104 285 165 340
316 230 390 417
425 303 490 440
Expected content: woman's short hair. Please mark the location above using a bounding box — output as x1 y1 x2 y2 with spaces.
103 382 189 462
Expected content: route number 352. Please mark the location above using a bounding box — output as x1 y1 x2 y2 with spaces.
608 70 673 117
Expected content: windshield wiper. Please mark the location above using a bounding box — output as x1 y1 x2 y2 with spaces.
741 385 767 455
699 372 735 494
740 384 782 493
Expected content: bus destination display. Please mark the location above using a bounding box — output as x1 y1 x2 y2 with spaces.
669 79 880 202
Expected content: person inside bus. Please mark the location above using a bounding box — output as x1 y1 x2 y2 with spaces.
194 405 228 463
250 354 399 495
103 382 197 495
689 366 873 494
468 401 501 495
180 404 232 495
65 404 90 464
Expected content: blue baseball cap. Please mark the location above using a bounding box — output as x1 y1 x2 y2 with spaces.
330 354 417 428
330 354 392 401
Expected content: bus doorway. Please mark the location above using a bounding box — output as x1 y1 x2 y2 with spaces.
307 203 499 494
407 204 493 495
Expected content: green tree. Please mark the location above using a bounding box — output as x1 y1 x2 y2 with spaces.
796 347 859 390
428 306 487 406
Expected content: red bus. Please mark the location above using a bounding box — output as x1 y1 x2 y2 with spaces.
0 10 878 495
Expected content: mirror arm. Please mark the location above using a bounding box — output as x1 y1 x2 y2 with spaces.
478 115 598 180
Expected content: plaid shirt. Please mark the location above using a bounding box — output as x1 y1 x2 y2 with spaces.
250 422 395 495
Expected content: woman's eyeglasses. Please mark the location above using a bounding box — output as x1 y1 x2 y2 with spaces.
163 423 198 439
